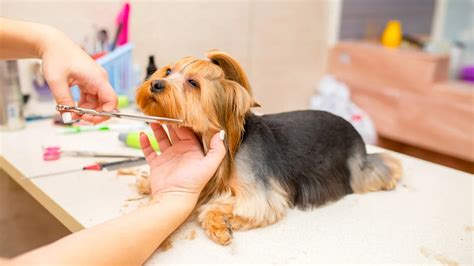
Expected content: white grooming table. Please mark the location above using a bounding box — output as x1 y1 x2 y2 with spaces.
0 106 472 264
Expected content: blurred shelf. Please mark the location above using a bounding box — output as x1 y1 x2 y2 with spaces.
327 41 474 162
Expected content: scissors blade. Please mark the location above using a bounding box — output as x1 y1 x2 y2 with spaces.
56 105 183 124
100 111 183 124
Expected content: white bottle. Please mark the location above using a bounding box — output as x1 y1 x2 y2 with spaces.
0 60 25 131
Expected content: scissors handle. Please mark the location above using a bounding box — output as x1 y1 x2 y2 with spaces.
56 105 183 124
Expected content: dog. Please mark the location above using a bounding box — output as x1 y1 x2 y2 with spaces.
136 50 402 245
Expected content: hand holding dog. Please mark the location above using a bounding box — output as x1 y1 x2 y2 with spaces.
140 123 226 208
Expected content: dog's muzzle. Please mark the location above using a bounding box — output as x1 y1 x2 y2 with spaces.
150 80 165 93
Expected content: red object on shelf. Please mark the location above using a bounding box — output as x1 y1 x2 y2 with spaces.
91 51 108 60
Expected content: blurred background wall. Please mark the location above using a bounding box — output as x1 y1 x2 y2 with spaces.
1 0 335 114
339 0 435 40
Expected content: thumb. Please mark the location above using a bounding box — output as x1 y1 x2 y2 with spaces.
204 130 226 168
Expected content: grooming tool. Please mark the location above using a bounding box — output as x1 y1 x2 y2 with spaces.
96 29 109 53
27 157 146 179
56 105 183 124
25 114 56 122
87 157 146 171
118 95 130 108
110 22 123 51
42 146 141 161
58 124 147 134
116 2 130 47
110 3 130 50
119 131 160 151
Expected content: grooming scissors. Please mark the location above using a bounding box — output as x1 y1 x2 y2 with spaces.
56 104 183 124
42 146 141 161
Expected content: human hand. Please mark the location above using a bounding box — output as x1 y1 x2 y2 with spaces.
140 124 226 207
39 27 117 123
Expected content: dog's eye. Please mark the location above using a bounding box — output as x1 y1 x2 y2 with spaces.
187 79 199 88
165 68 171 76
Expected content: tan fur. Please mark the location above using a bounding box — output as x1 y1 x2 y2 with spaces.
197 174 289 244
350 153 402 194
205 50 259 107
135 51 258 204
231 179 289 229
117 169 152 195
198 159 289 243
198 192 234 245
136 177 151 195
230 149 290 229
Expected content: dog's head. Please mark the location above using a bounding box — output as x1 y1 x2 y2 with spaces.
136 50 259 155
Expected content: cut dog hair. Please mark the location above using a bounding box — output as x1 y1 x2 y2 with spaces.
136 50 402 245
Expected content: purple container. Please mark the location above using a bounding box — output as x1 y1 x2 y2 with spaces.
460 66 474 83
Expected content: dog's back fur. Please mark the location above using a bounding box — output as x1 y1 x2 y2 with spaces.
221 110 402 233
240 110 358 209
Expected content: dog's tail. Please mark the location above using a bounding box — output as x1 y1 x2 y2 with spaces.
349 153 402 194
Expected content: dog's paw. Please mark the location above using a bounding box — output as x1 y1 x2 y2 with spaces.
202 210 233 245
382 177 398 190
230 215 252 231
380 154 402 191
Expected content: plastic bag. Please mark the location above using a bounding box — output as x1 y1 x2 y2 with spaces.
310 75 377 144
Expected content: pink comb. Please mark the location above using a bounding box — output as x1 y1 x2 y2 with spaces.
116 2 130 46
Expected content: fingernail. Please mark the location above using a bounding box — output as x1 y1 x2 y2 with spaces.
219 130 225 141
62 112 72 124
140 132 145 137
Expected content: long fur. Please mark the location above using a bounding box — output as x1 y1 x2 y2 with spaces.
135 50 402 245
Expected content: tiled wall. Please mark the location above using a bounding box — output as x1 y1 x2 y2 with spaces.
1 0 332 114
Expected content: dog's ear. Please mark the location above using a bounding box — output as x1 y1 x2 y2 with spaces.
206 50 250 92
206 50 260 107
214 80 253 155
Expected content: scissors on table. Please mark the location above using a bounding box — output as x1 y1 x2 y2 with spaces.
42 146 141 161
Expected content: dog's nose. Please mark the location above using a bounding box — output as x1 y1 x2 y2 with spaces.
150 80 165 93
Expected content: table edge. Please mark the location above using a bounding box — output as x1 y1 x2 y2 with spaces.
0 155 84 232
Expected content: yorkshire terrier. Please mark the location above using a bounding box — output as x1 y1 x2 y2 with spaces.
136 50 402 245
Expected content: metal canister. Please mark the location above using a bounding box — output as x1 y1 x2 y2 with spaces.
0 60 25 130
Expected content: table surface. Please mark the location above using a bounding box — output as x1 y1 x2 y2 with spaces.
0 106 472 264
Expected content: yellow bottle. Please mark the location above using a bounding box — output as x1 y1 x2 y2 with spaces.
381 20 402 48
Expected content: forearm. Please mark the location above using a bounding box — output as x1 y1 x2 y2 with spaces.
11 197 194 265
0 17 58 60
